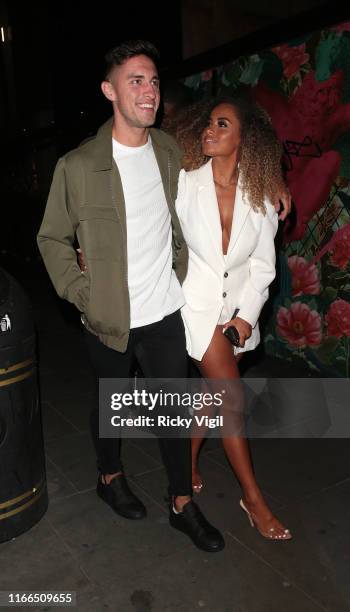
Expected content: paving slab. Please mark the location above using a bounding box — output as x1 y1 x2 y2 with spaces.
42 392 94 434
289 481 350 609
41 399 80 441
43 488 325 612
44 431 97 491
44 431 162 493
207 439 350 504
45 455 79 501
1 263 349 612
0 517 90 595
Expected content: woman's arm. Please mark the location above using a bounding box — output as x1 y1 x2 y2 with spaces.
175 168 188 216
271 184 291 221
235 204 278 329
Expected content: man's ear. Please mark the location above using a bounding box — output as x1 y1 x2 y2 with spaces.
101 80 117 102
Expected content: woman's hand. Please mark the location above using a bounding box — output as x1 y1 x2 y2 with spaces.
76 248 87 272
272 186 292 221
223 317 252 348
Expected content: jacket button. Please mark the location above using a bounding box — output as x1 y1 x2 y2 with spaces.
223 292 227 298
224 272 228 278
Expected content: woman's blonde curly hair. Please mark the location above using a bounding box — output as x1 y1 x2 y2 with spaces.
173 94 284 213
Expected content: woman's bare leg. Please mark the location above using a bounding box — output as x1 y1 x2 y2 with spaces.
190 377 218 491
192 326 290 538
191 438 204 491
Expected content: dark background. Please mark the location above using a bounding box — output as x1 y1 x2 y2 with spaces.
0 0 348 268
1 0 183 144
1 0 339 146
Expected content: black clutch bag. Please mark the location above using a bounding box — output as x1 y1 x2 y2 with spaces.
223 308 240 347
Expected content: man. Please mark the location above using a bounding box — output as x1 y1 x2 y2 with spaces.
37 40 225 553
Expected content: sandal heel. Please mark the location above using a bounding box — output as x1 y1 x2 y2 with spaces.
239 498 292 541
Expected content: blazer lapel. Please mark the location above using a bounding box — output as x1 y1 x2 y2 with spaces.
197 160 224 260
227 179 251 255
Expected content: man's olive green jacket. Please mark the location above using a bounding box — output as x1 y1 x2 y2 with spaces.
37 117 188 352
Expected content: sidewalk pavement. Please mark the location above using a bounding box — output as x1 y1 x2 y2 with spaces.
1 261 349 612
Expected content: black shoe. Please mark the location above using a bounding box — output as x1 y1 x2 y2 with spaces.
169 500 225 552
97 474 146 520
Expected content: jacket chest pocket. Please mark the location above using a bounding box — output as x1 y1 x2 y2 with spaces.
78 206 123 261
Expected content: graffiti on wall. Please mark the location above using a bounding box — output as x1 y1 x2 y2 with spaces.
183 21 350 376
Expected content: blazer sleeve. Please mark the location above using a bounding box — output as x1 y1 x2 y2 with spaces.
37 157 90 312
175 168 188 216
237 202 278 328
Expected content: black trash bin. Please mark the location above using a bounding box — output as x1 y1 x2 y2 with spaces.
0 266 48 543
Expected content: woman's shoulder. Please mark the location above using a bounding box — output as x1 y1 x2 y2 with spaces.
246 192 278 221
180 159 212 185
176 165 207 213
177 167 198 193
253 196 279 234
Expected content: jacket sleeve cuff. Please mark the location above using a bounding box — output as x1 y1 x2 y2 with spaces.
64 275 90 312
237 284 268 328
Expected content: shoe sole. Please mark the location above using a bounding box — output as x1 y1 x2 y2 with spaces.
169 515 225 552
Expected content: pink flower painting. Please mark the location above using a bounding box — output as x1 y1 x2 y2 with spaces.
325 300 350 338
288 255 320 296
329 223 350 269
253 70 350 242
277 302 322 347
272 44 309 79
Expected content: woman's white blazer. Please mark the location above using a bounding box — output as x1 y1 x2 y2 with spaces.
175 159 278 361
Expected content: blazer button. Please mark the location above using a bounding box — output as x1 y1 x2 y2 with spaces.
224 272 228 278
223 292 227 298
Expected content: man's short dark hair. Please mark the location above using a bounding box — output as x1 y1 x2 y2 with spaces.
104 40 160 79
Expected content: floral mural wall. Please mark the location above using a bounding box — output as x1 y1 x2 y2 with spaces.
184 21 350 376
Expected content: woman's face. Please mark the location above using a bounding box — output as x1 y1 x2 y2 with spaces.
201 103 241 158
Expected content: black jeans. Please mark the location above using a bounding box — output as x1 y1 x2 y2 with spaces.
85 310 192 497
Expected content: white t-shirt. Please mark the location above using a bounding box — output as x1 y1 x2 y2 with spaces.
112 137 184 328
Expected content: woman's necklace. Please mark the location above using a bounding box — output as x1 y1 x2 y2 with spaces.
214 178 236 189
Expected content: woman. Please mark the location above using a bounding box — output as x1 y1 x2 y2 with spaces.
175 95 292 540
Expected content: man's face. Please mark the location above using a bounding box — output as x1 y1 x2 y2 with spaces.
104 54 160 129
